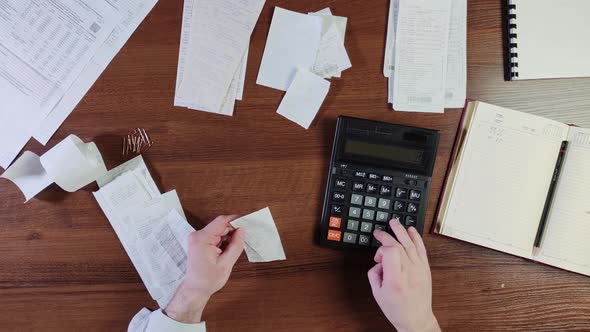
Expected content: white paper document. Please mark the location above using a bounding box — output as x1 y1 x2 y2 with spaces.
0 152 53 202
94 162 194 308
392 0 452 113
231 207 286 263
310 8 348 41
33 0 159 145
444 0 467 108
96 155 159 196
277 68 331 129
1 135 107 201
174 0 250 115
40 135 107 192
388 0 466 111
257 7 323 91
175 0 265 114
313 23 351 79
0 0 121 168
310 8 349 79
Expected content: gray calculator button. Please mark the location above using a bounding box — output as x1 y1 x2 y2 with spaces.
378 198 391 210
410 190 422 200
376 211 390 222
347 220 359 231
351 194 364 205
360 222 373 233
359 235 371 246
349 207 361 218
343 232 358 244
364 196 377 207
362 209 375 220
374 224 386 232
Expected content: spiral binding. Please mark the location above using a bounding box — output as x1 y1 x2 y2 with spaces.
508 0 519 78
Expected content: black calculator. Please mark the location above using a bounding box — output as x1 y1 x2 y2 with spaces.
319 116 440 250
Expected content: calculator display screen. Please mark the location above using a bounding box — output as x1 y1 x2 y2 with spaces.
343 139 424 165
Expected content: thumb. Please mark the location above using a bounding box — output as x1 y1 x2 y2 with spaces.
219 228 245 267
368 263 384 292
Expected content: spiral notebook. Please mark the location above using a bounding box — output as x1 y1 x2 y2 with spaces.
506 0 590 80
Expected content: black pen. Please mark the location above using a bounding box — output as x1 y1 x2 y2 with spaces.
534 140 569 248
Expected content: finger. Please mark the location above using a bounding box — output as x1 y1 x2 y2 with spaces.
193 231 222 246
373 229 400 247
204 215 239 236
390 219 419 262
407 227 428 262
367 263 384 291
219 227 245 266
218 235 230 247
380 247 403 284
374 238 404 263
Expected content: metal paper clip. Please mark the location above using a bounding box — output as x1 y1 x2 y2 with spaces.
122 128 154 158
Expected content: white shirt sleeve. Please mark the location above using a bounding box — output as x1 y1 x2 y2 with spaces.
128 308 206 332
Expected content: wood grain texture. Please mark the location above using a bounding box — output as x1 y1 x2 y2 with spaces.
1 0 589 331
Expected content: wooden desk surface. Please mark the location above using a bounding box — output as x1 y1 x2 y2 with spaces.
1 1 589 331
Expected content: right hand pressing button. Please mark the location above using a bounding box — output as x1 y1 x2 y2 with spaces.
368 218 441 332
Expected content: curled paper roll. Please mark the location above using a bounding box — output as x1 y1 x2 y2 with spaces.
1 135 107 202
40 135 106 192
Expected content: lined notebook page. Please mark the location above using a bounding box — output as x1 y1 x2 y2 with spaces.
534 127 590 276
514 0 590 80
440 102 569 258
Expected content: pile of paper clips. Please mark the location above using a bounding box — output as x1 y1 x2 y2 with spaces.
123 128 154 158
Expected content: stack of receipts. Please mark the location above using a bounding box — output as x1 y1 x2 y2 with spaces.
174 0 266 116
0 0 159 170
258 7 352 129
94 156 194 308
384 0 467 113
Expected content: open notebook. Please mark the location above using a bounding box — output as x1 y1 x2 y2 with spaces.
506 0 590 80
436 101 590 276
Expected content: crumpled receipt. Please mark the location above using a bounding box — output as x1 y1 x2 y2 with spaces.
231 207 287 263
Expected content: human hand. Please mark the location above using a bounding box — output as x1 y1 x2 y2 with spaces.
368 219 440 332
165 215 245 323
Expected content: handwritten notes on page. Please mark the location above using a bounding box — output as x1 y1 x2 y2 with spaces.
277 68 331 129
175 0 265 115
94 158 194 308
1 135 107 202
231 207 286 263
535 127 590 276
33 0 160 145
440 102 569 258
386 0 466 113
0 0 121 168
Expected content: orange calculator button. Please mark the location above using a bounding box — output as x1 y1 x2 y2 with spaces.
327 230 342 242
329 217 342 228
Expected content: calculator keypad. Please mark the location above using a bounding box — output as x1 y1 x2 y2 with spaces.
351 194 363 205
364 196 377 207
349 207 361 218
326 168 427 249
